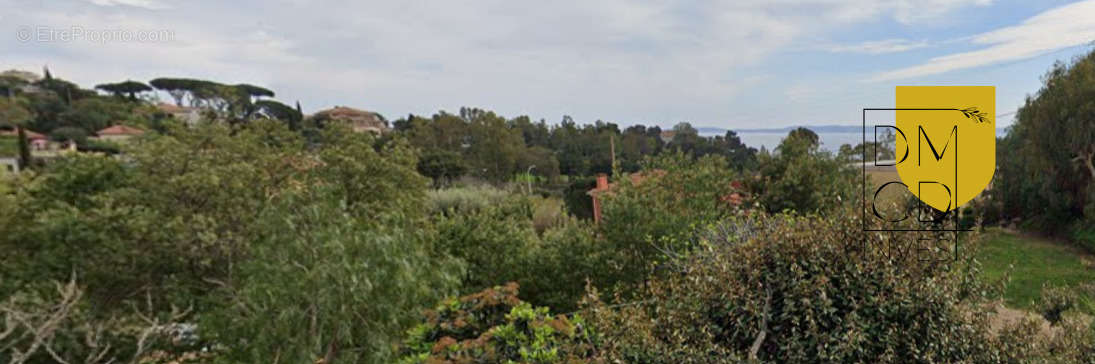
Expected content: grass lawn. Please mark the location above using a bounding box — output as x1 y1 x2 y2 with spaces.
976 230 1095 310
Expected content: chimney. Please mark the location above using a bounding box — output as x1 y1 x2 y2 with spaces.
591 173 609 224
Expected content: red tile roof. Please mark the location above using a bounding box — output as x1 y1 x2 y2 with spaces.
97 125 145 136
0 128 46 140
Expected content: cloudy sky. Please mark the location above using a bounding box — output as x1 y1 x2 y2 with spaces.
4 0 1095 129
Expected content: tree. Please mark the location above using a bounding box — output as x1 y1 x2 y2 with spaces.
0 75 28 98
234 83 274 99
58 97 133 133
94 80 152 100
992 49 1095 234
149 77 197 106
750 128 855 214
417 150 466 187
16 126 31 169
254 99 301 127
0 98 33 169
204 189 461 364
49 126 88 145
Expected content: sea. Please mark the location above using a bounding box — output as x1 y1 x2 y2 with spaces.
716 129 1010 154
730 132 862 153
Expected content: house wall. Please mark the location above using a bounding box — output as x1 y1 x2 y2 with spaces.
0 157 19 174
96 134 135 143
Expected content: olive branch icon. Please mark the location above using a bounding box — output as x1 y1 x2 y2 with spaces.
958 107 989 123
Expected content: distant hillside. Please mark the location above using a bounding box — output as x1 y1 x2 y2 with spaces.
697 125 861 135
699 124 1008 136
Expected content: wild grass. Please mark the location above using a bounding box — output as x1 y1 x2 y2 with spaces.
426 185 512 215
976 230 1095 313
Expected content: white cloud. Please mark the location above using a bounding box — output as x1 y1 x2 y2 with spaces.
5 0 997 126
827 38 929 54
86 0 166 10
871 0 1095 81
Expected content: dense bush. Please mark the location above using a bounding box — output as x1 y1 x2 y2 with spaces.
426 185 512 216
580 211 1062 363
992 49 1095 238
562 176 595 219
1 121 465 363
432 191 602 311
398 283 598 363
201 190 461 364
750 127 857 214
596 153 747 296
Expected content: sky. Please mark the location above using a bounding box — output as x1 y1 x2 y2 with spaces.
3 0 1095 130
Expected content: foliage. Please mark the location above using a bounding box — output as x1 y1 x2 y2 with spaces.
398 284 598 364
426 185 513 216
57 97 139 133
666 122 757 170
418 150 467 187
992 49 1095 235
596 153 746 294
581 212 1042 363
750 127 856 214
202 189 460 364
48 126 87 144
395 110 754 185
94 80 153 100
431 189 603 311
562 176 595 219
0 278 193 364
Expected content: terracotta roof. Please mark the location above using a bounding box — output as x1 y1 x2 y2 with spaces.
588 170 667 196
26 130 46 140
97 125 145 136
0 128 47 140
313 106 386 130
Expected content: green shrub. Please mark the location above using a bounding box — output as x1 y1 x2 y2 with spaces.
583 211 1039 363
750 129 857 214
530 196 567 234
1072 222 1095 254
201 190 461 364
562 176 595 219
426 185 512 216
398 283 598 364
433 194 602 311
596 153 745 297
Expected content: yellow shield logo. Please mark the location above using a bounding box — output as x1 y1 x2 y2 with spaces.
895 86 995 212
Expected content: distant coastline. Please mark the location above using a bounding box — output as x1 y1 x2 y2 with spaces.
694 125 1008 153
697 125 1008 135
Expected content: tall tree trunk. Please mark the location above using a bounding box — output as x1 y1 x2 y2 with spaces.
16 126 31 170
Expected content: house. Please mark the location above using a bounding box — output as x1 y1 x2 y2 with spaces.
311 106 388 134
659 130 676 144
0 128 49 150
0 69 43 94
95 125 145 143
157 103 202 126
0 157 18 174
28 131 49 150
587 170 666 223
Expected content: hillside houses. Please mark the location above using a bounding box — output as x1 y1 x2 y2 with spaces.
311 106 388 134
